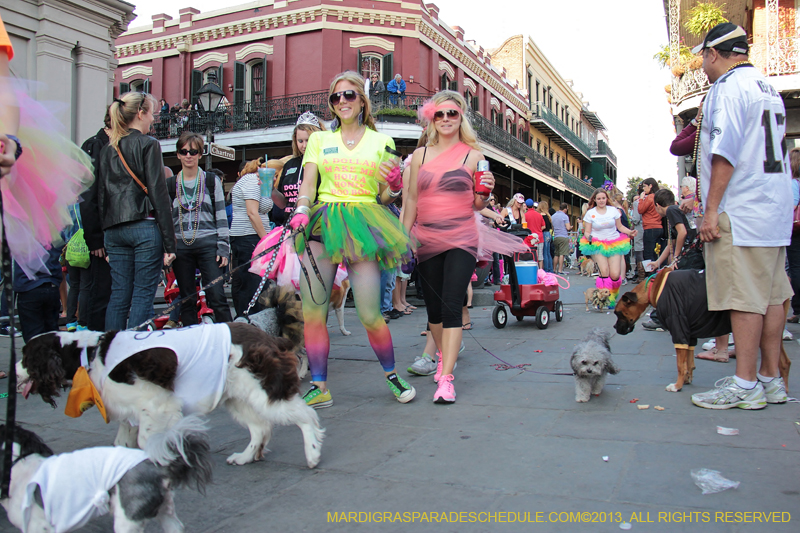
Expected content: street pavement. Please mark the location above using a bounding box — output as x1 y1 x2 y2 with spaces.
0 270 799 532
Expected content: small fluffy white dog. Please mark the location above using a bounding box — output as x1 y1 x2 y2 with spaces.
570 328 620 402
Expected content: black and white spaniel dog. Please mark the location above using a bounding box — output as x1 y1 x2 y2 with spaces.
0 417 212 532
17 322 324 468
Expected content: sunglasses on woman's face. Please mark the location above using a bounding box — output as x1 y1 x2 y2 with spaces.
434 109 460 121
178 148 200 156
329 90 358 105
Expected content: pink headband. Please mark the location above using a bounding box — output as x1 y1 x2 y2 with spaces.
418 100 463 123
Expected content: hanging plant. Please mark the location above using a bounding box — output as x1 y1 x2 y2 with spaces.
654 43 695 68
687 56 704 70
672 64 687 78
665 84 672 93
685 2 729 37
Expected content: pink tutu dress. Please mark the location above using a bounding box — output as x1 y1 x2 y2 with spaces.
2 81 93 278
412 142 525 262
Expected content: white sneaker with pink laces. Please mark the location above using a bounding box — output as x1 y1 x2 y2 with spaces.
434 374 456 403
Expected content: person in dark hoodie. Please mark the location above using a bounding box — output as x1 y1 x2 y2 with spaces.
14 243 64 342
79 108 113 331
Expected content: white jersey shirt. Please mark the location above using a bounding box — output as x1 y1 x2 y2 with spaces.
700 64 792 247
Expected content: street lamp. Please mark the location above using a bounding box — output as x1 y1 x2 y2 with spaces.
196 71 225 170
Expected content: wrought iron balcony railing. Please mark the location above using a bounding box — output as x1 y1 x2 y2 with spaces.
591 141 618 166
530 102 592 158
671 38 799 107
151 91 435 139
152 91 593 199
468 110 593 199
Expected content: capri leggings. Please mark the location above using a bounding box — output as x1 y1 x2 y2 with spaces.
417 248 477 328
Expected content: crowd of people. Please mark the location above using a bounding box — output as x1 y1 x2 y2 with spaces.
1 20 796 415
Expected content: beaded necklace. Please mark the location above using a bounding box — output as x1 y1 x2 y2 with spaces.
693 61 752 207
177 168 205 246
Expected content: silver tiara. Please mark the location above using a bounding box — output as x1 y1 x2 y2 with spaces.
296 112 320 127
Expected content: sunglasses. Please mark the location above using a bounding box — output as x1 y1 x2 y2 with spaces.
434 109 460 120
329 90 358 105
178 149 200 156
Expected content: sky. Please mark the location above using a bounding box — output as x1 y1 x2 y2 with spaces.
128 0 678 190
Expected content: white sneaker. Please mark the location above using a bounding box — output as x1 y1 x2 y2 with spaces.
783 329 793 341
760 376 788 404
701 338 716 351
701 333 735 351
691 377 767 410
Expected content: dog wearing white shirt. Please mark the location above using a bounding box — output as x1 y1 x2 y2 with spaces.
16 322 324 468
0 417 212 533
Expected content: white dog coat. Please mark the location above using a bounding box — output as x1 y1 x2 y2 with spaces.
100 324 232 414
21 447 149 533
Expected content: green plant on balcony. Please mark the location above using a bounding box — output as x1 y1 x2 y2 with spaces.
684 2 728 37
654 43 694 68
374 107 418 117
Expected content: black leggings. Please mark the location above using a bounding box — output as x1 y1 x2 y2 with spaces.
417 248 477 328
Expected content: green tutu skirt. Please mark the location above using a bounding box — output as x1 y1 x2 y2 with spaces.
295 202 413 270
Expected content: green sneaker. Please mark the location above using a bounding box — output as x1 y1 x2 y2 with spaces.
386 373 416 403
303 384 333 409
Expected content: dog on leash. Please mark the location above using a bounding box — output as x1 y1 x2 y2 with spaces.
0 417 212 533
613 267 792 392
329 268 351 336
584 287 611 311
570 328 620 402
16 322 325 468
579 257 596 276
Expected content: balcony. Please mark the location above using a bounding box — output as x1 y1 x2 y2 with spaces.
151 91 432 140
468 111 593 199
561 170 595 198
591 140 617 167
530 102 592 160
152 91 593 199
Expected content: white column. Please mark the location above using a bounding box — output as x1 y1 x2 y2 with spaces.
74 46 113 143
35 34 74 131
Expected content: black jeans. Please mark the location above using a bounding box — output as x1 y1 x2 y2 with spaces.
172 244 232 325
231 234 264 318
788 232 800 315
643 228 665 262
491 252 501 284
17 283 60 343
418 248 476 328
66 264 92 326
85 253 112 331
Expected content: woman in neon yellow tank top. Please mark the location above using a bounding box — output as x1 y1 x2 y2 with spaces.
291 71 415 408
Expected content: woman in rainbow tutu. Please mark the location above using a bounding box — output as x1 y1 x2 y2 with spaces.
579 187 637 308
290 71 415 409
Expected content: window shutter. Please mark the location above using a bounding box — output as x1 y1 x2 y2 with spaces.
217 65 224 89
191 69 203 107
382 52 393 82
357 49 363 75
261 56 268 98
472 96 479 112
143 78 151 94
440 73 447 91
234 61 246 107
449 80 458 91
119 82 130 96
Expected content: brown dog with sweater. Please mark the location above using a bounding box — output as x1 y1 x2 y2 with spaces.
613 267 791 393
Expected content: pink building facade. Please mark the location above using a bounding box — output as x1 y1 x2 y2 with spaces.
114 0 595 203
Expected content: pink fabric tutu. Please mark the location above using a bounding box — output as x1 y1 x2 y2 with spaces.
412 142 525 263
249 226 301 290
2 80 93 277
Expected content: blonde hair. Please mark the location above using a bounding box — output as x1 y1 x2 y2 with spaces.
791 148 800 179
292 122 325 157
581 202 589 218
424 90 480 150
109 92 157 148
327 71 376 131
538 200 552 223
240 159 261 177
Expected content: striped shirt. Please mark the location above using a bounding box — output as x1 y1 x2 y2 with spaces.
230 173 273 236
171 172 230 257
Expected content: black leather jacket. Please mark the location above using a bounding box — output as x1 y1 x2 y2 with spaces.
97 130 176 254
